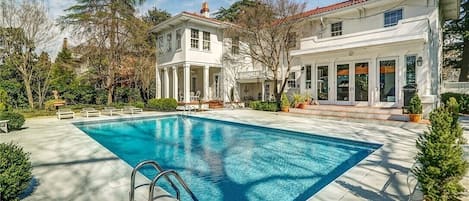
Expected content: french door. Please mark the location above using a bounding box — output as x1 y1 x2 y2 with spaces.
334 62 369 105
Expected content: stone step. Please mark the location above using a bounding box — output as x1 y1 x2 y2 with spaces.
289 107 409 121
302 104 403 115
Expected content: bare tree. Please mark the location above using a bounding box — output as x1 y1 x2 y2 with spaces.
232 0 305 106
0 0 58 109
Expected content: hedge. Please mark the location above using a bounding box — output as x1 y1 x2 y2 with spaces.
147 98 178 111
441 92 469 114
249 101 278 112
0 143 32 201
0 111 25 130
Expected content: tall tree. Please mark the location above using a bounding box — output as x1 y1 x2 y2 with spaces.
444 0 469 81
215 0 257 22
231 0 305 107
142 7 171 26
33 52 52 108
0 0 57 109
61 0 145 105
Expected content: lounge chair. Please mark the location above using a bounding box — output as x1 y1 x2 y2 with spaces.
81 108 100 118
56 108 75 120
0 120 8 133
123 106 143 115
102 107 122 116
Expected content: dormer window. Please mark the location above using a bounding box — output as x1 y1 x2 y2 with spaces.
191 29 199 49
166 33 172 52
203 31 210 51
384 9 402 27
331 22 342 37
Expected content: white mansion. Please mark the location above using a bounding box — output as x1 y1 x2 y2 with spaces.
153 0 459 114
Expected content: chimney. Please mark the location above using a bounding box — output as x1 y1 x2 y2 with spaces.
200 1 210 18
62 38 68 50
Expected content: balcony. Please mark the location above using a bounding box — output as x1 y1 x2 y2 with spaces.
237 70 273 83
292 16 430 56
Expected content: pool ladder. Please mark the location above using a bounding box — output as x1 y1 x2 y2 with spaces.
129 160 198 201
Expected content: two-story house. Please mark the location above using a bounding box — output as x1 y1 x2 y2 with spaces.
292 0 459 115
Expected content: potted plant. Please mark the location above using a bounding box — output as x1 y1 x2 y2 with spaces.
292 93 304 108
280 93 290 112
408 94 422 122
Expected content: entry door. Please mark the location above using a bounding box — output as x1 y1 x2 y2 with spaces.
213 73 220 99
316 65 330 104
377 59 398 107
336 64 352 104
354 62 369 106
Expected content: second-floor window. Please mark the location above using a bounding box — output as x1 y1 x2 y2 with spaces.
232 37 239 55
176 29 182 50
203 31 210 51
191 29 199 49
305 65 311 89
166 33 172 52
384 9 402 27
288 72 296 88
287 33 297 48
158 36 164 54
331 22 342 37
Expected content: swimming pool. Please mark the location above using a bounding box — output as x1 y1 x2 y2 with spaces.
75 115 381 201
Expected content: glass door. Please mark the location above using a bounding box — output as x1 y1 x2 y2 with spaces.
317 65 329 102
336 64 351 104
354 62 369 104
379 59 397 104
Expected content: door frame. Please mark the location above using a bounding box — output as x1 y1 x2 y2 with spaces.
352 60 371 106
334 63 353 105
315 64 332 105
375 57 399 107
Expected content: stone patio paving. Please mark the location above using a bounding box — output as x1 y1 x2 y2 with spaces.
0 109 467 200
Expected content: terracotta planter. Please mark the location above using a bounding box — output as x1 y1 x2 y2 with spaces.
409 114 422 122
298 103 306 109
281 106 289 112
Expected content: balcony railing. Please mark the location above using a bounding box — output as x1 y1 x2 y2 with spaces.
237 70 267 80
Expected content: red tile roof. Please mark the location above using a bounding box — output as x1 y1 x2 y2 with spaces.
182 11 223 24
299 0 368 18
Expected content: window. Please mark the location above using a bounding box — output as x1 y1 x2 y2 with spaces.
406 56 416 85
157 36 164 54
384 9 402 27
176 29 182 50
287 33 297 48
305 65 311 89
287 72 296 88
331 22 342 37
232 37 239 55
379 60 396 102
190 29 199 49
166 33 172 52
203 31 210 51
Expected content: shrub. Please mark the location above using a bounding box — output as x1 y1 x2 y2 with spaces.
0 111 25 130
413 106 468 200
0 143 32 201
147 98 177 111
249 101 261 110
408 94 422 114
250 101 278 112
131 101 145 109
441 92 469 114
281 93 290 107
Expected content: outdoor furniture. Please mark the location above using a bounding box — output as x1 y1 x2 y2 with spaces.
191 91 200 101
102 107 122 116
56 109 75 120
0 120 9 133
81 108 100 118
123 106 143 115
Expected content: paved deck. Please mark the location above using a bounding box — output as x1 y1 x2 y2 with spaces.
0 109 466 200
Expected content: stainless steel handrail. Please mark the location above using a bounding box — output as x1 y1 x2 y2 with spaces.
149 169 198 201
130 160 180 201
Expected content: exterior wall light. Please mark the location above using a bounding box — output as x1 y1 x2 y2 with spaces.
417 56 423 66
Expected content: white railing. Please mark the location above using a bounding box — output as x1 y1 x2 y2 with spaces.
443 82 469 93
237 70 266 80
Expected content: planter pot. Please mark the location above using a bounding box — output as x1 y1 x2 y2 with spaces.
281 106 289 112
409 114 422 122
298 103 306 109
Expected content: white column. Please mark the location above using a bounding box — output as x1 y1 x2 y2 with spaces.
172 66 178 101
203 65 210 101
261 80 265 101
155 63 161 98
183 64 191 103
163 67 169 98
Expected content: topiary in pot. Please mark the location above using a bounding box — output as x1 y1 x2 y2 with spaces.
280 93 290 112
0 111 25 130
0 143 32 201
408 94 423 122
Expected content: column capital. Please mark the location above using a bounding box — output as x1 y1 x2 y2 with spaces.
163 67 168 71
183 63 191 68
172 66 177 70
204 65 210 70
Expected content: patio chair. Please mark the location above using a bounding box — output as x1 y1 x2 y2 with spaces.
0 120 9 133
101 107 123 116
191 91 200 101
81 108 100 118
123 106 143 115
56 108 75 120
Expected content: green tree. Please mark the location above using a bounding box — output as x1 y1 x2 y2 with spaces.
215 0 257 22
33 52 53 108
50 44 76 103
61 0 146 105
413 106 468 200
444 0 469 81
142 7 171 26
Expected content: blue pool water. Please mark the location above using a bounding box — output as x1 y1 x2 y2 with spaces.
75 115 381 201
